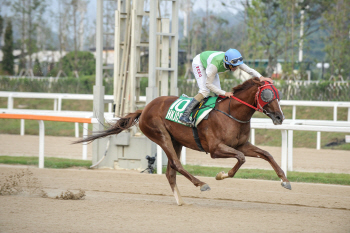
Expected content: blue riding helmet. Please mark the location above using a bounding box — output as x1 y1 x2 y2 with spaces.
224 49 244 67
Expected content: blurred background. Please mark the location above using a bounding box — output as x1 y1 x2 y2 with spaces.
0 0 349 100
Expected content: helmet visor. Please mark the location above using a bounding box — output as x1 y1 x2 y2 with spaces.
224 56 243 66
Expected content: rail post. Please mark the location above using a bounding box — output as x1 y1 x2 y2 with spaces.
181 147 186 165
54 98 58 111
75 123 79 138
317 131 321 150
250 128 255 145
8 93 13 110
38 120 45 168
333 104 338 121
82 122 88 160
281 130 288 177
58 97 62 111
157 145 163 174
287 126 294 171
20 119 25 136
292 105 296 120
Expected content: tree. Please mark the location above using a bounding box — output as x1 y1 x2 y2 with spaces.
54 0 71 77
243 0 329 77
2 20 14 75
0 15 3 47
243 1 286 75
322 0 350 78
33 57 42 76
58 0 88 78
12 0 47 74
60 51 95 76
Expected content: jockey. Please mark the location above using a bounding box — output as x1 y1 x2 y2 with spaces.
179 48 273 126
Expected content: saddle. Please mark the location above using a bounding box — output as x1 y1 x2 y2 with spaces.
165 95 220 153
165 95 218 127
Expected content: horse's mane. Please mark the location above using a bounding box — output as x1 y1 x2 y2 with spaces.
232 77 261 94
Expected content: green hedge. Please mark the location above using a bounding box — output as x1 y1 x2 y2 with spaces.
0 76 349 101
0 76 114 95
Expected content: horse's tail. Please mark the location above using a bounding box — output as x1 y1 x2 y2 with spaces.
73 109 143 144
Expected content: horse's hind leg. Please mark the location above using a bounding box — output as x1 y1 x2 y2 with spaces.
165 140 184 206
141 121 209 191
162 142 209 191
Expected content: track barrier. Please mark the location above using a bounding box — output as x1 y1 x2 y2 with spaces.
1 92 350 174
0 113 99 168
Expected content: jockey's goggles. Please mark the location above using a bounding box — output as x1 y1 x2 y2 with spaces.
224 56 243 66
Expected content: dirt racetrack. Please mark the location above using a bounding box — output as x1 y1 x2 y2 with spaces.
1 165 350 233
1 134 350 232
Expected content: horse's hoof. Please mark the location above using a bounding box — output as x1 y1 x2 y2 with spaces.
200 184 211 192
215 171 225 180
281 182 292 190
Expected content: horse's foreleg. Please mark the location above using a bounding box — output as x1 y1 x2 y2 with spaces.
210 143 246 180
237 142 291 190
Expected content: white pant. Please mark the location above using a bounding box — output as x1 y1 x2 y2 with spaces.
192 54 221 98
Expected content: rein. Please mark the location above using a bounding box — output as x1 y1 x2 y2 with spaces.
213 107 250 124
213 96 252 124
214 82 276 123
231 95 261 112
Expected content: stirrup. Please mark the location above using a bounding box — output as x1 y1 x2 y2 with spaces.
189 120 195 127
179 116 192 124
181 120 195 127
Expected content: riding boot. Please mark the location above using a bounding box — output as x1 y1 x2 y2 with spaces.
179 98 200 126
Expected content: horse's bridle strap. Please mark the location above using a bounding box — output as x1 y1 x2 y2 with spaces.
218 95 262 113
213 108 250 124
231 96 261 112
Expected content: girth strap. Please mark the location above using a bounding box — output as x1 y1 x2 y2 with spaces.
192 127 206 152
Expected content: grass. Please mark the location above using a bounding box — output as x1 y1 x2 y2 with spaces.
1 156 349 185
0 118 92 137
163 165 350 186
0 156 92 169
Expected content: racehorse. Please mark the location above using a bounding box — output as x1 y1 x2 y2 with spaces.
75 77 290 206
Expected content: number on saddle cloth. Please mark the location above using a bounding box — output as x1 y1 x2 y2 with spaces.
165 95 218 127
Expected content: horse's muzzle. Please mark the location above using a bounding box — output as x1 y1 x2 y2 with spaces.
271 112 284 125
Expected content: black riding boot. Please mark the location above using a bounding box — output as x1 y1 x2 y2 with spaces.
179 98 199 126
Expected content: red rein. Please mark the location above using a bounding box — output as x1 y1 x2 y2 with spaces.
220 82 280 113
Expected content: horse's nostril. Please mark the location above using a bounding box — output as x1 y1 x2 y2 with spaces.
276 115 281 120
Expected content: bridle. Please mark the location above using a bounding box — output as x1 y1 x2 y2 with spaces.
214 81 280 123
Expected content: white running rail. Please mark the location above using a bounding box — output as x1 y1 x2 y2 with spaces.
1 92 350 175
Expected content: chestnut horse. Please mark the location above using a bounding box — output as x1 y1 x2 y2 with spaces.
76 78 290 206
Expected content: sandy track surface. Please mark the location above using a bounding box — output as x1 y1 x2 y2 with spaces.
1 134 350 232
0 134 93 160
1 134 350 174
1 166 350 233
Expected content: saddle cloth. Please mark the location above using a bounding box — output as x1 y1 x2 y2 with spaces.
165 95 218 127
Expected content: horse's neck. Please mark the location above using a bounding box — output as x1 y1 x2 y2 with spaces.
229 87 257 120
